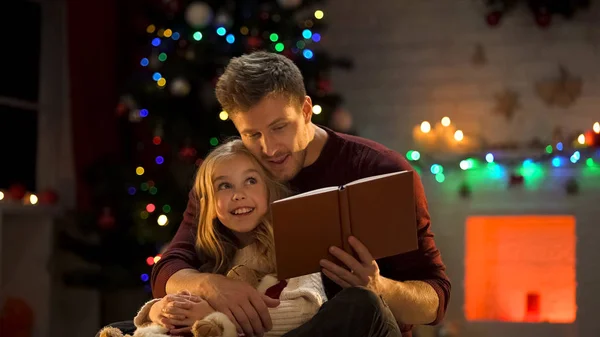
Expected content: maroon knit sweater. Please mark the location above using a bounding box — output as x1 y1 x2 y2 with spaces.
151 127 451 336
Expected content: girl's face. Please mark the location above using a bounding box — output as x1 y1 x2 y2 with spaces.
212 154 269 238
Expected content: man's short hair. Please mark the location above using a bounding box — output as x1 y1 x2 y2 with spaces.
215 51 306 114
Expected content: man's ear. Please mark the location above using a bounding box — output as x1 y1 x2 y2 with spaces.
301 95 313 123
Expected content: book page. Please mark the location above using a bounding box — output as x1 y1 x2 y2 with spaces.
344 170 409 187
273 186 339 203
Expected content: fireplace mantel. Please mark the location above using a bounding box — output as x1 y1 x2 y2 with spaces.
0 203 60 215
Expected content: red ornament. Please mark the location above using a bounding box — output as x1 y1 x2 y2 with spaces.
246 36 263 49
535 9 552 28
8 184 27 201
486 11 503 27
179 146 198 162
317 79 332 93
38 189 59 205
508 173 524 187
98 207 116 230
586 130 600 147
0 297 34 337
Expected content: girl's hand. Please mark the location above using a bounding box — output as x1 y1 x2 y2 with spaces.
166 300 216 335
148 294 181 329
149 291 204 329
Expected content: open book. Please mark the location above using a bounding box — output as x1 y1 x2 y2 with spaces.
271 170 418 280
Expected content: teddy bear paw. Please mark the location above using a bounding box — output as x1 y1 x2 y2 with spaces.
99 326 125 337
192 320 223 337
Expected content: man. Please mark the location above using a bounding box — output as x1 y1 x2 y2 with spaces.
103 51 450 337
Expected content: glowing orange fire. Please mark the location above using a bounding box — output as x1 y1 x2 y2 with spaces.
465 215 576 323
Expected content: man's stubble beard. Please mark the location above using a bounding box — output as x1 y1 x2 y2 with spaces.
274 148 307 183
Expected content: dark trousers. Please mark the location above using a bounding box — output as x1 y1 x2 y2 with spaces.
282 286 401 337
96 287 401 337
95 320 136 337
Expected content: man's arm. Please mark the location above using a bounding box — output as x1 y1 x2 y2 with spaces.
375 203 450 325
164 269 217 296
370 152 451 325
151 189 204 298
378 278 439 325
325 228 448 326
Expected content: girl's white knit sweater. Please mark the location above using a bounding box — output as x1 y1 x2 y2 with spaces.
133 244 327 336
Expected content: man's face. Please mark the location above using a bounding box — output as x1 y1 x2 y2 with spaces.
231 95 312 182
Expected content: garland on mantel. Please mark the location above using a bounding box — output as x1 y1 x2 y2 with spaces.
0 186 58 206
410 119 600 196
484 0 592 28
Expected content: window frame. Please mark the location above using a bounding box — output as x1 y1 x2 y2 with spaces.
0 0 75 208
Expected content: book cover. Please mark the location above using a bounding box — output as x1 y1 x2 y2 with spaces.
271 170 418 280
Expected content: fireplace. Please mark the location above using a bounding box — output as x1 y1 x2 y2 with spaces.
464 215 576 323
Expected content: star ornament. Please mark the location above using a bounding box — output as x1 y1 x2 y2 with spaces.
535 66 583 108
493 88 520 121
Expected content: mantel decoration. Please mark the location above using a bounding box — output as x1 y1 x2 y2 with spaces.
0 184 59 206
535 66 583 109
412 117 481 155
411 118 600 195
483 0 592 28
493 88 520 121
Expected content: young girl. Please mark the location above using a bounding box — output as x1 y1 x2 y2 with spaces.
124 139 326 337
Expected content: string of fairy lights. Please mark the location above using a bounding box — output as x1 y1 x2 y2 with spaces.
0 190 40 205
407 118 600 184
138 9 325 96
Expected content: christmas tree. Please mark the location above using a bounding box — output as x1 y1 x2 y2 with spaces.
59 0 353 293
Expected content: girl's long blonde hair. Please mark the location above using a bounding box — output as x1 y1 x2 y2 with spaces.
194 139 289 275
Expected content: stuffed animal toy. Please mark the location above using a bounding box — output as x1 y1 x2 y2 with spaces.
98 265 280 337
98 325 171 337
191 265 279 337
